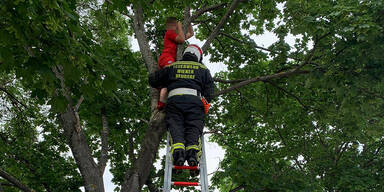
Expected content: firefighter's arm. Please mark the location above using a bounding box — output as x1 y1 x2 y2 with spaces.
202 69 214 103
148 67 170 89
201 69 214 114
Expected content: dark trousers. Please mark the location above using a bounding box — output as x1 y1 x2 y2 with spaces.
165 95 205 148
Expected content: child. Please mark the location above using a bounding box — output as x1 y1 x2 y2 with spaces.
157 17 194 109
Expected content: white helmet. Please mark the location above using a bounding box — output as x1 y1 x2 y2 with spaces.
183 44 203 63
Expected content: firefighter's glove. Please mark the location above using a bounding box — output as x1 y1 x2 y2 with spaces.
201 97 210 114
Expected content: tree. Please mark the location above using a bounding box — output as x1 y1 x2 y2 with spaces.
1 0 141 191
1 0 384 192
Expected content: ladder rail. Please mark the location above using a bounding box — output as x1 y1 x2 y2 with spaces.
200 134 209 192
163 133 172 192
163 132 209 192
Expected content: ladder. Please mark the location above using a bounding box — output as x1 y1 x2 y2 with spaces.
163 132 209 192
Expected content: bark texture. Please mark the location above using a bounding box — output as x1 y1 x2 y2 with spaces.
121 112 166 192
59 108 105 192
53 66 105 192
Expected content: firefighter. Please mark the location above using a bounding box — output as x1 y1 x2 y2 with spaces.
149 44 214 176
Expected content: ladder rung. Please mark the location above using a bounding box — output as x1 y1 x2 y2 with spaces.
172 181 199 186
173 165 199 170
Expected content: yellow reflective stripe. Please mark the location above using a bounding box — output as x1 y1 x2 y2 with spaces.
171 143 185 154
173 146 185 150
170 61 207 69
186 144 202 161
171 143 185 148
186 145 199 151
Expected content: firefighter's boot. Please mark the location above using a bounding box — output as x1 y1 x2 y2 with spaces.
173 148 185 166
172 148 185 174
186 149 200 177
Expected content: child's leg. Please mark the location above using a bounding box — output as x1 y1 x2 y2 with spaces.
157 57 173 110
157 88 168 109
159 88 168 103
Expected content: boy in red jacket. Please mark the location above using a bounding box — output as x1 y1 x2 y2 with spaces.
157 17 194 109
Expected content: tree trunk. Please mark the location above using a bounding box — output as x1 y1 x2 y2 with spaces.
59 107 105 192
121 111 166 192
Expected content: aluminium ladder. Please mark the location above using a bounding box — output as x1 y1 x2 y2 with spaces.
163 132 209 192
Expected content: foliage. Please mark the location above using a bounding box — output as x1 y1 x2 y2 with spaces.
1 0 146 191
1 0 384 191
0 73 82 191
207 0 384 191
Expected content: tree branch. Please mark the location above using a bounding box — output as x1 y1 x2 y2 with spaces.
98 106 109 174
358 87 384 100
220 32 308 63
213 77 246 83
52 66 73 105
1 182 15 187
214 33 329 97
200 21 226 52
201 0 242 52
105 0 113 5
10 155 52 192
139 118 149 124
363 142 384 168
215 69 309 97
189 3 227 23
312 123 328 149
124 121 138 164
74 95 84 112
121 12 134 20
274 125 305 172
0 85 27 109
294 32 330 70
335 142 349 166
220 32 276 53
1 182 12 186
229 184 245 192
177 6 192 60
53 66 84 134
204 128 224 135
265 80 310 110
0 169 33 192
131 2 157 73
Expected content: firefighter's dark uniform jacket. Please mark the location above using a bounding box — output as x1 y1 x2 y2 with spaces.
149 60 214 151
